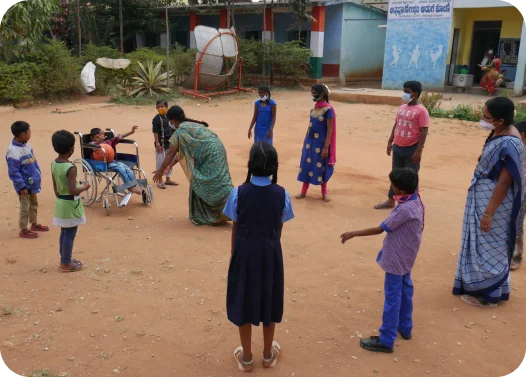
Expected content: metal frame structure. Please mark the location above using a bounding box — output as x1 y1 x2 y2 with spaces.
73 128 153 216
181 29 252 101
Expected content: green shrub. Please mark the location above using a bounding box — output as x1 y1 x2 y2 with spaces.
80 43 121 66
126 47 166 68
420 91 442 112
0 62 37 103
452 103 479 122
25 40 82 98
516 104 526 122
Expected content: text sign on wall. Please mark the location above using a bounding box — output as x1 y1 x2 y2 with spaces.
499 39 521 66
388 0 453 20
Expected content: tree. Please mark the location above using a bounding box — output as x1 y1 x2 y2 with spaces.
0 0 59 61
286 0 313 42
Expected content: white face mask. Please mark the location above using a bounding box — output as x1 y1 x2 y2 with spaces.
480 120 495 131
260 95 268 101
402 93 413 103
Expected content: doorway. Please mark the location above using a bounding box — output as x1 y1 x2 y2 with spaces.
469 21 502 83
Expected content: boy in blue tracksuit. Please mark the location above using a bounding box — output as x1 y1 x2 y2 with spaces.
6 121 48 238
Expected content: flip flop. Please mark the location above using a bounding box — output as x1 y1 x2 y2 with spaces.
31 224 49 232
59 260 85 273
374 201 395 210
19 230 38 239
233 346 254 372
157 183 166 189
460 295 497 308
263 341 281 368
164 181 179 186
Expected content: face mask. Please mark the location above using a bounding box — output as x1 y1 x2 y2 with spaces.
402 93 413 103
158 108 167 116
480 120 495 131
312 94 320 102
260 95 268 102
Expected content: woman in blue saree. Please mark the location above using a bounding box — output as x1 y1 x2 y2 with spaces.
453 97 524 307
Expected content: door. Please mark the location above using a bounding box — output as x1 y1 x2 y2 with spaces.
469 21 502 83
448 28 460 85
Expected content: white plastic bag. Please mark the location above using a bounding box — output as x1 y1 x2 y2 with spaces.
81 62 96 93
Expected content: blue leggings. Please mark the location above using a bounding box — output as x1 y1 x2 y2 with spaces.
59 226 78 265
379 272 414 348
108 161 136 183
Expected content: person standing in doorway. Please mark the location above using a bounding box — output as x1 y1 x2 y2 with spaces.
375 81 429 210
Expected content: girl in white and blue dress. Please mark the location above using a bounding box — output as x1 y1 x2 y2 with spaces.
223 142 294 372
248 85 277 145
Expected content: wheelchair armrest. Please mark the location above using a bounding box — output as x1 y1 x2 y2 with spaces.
118 139 136 144
81 143 101 150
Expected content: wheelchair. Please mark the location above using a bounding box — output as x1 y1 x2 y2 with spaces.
73 128 153 216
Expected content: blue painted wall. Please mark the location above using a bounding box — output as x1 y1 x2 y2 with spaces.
382 18 452 90
340 3 387 79
324 4 343 65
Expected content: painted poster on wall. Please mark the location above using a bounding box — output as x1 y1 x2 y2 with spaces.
382 0 453 90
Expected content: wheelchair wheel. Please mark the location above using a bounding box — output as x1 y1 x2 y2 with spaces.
142 186 153 205
73 159 97 207
103 196 110 216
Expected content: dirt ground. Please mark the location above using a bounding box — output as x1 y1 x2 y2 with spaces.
0 91 525 377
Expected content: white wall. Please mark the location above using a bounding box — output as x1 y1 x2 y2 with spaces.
454 0 514 9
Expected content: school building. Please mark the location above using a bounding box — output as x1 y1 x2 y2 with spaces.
382 0 526 94
144 0 387 80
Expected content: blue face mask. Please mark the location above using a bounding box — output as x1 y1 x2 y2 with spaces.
402 93 413 103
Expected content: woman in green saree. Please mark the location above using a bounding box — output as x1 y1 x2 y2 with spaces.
153 106 233 226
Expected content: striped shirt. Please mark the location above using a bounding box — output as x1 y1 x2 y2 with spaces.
377 195 424 276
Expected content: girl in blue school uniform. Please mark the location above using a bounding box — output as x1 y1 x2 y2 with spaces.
223 142 294 372
248 85 277 145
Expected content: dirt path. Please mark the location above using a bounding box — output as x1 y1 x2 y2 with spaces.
0 92 524 377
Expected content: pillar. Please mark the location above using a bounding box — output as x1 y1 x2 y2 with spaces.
514 21 526 96
190 13 200 49
309 6 325 79
220 9 228 29
262 8 272 42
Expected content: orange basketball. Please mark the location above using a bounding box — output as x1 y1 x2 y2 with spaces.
92 143 115 162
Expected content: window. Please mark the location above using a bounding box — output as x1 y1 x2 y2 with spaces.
245 31 261 40
174 31 188 48
287 30 307 45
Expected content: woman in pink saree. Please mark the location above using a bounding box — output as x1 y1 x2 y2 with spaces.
296 84 337 202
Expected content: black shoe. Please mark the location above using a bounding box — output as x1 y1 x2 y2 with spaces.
398 329 412 340
359 336 394 353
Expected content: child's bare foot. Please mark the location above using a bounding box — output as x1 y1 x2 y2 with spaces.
234 346 253 372
322 194 331 203
262 341 281 368
295 193 306 200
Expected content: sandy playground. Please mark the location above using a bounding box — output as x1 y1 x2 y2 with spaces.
0 91 525 377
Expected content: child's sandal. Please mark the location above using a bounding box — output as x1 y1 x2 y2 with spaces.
19 230 38 239
262 341 281 368
233 346 254 372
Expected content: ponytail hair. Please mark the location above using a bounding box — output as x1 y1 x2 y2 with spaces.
484 130 495 145
166 106 209 127
245 142 279 184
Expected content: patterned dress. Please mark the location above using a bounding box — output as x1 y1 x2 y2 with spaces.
453 136 524 303
169 122 234 226
297 106 334 185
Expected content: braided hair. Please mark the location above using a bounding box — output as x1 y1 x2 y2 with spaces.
245 142 279 184
312 84 330 103
166 105 209 127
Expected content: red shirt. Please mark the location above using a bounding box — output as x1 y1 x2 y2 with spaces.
393 104 430 147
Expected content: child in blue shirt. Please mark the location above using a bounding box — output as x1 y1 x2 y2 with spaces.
248 85 277 145
6 121 48 238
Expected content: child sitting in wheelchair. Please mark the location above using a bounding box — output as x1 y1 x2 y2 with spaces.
89 126 143 195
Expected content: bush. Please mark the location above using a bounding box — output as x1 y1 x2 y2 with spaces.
420 91 442 112
516 104 526 122
0 62 38 103
25 40 82 98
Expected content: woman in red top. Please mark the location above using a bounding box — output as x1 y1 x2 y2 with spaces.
480 54 502 96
